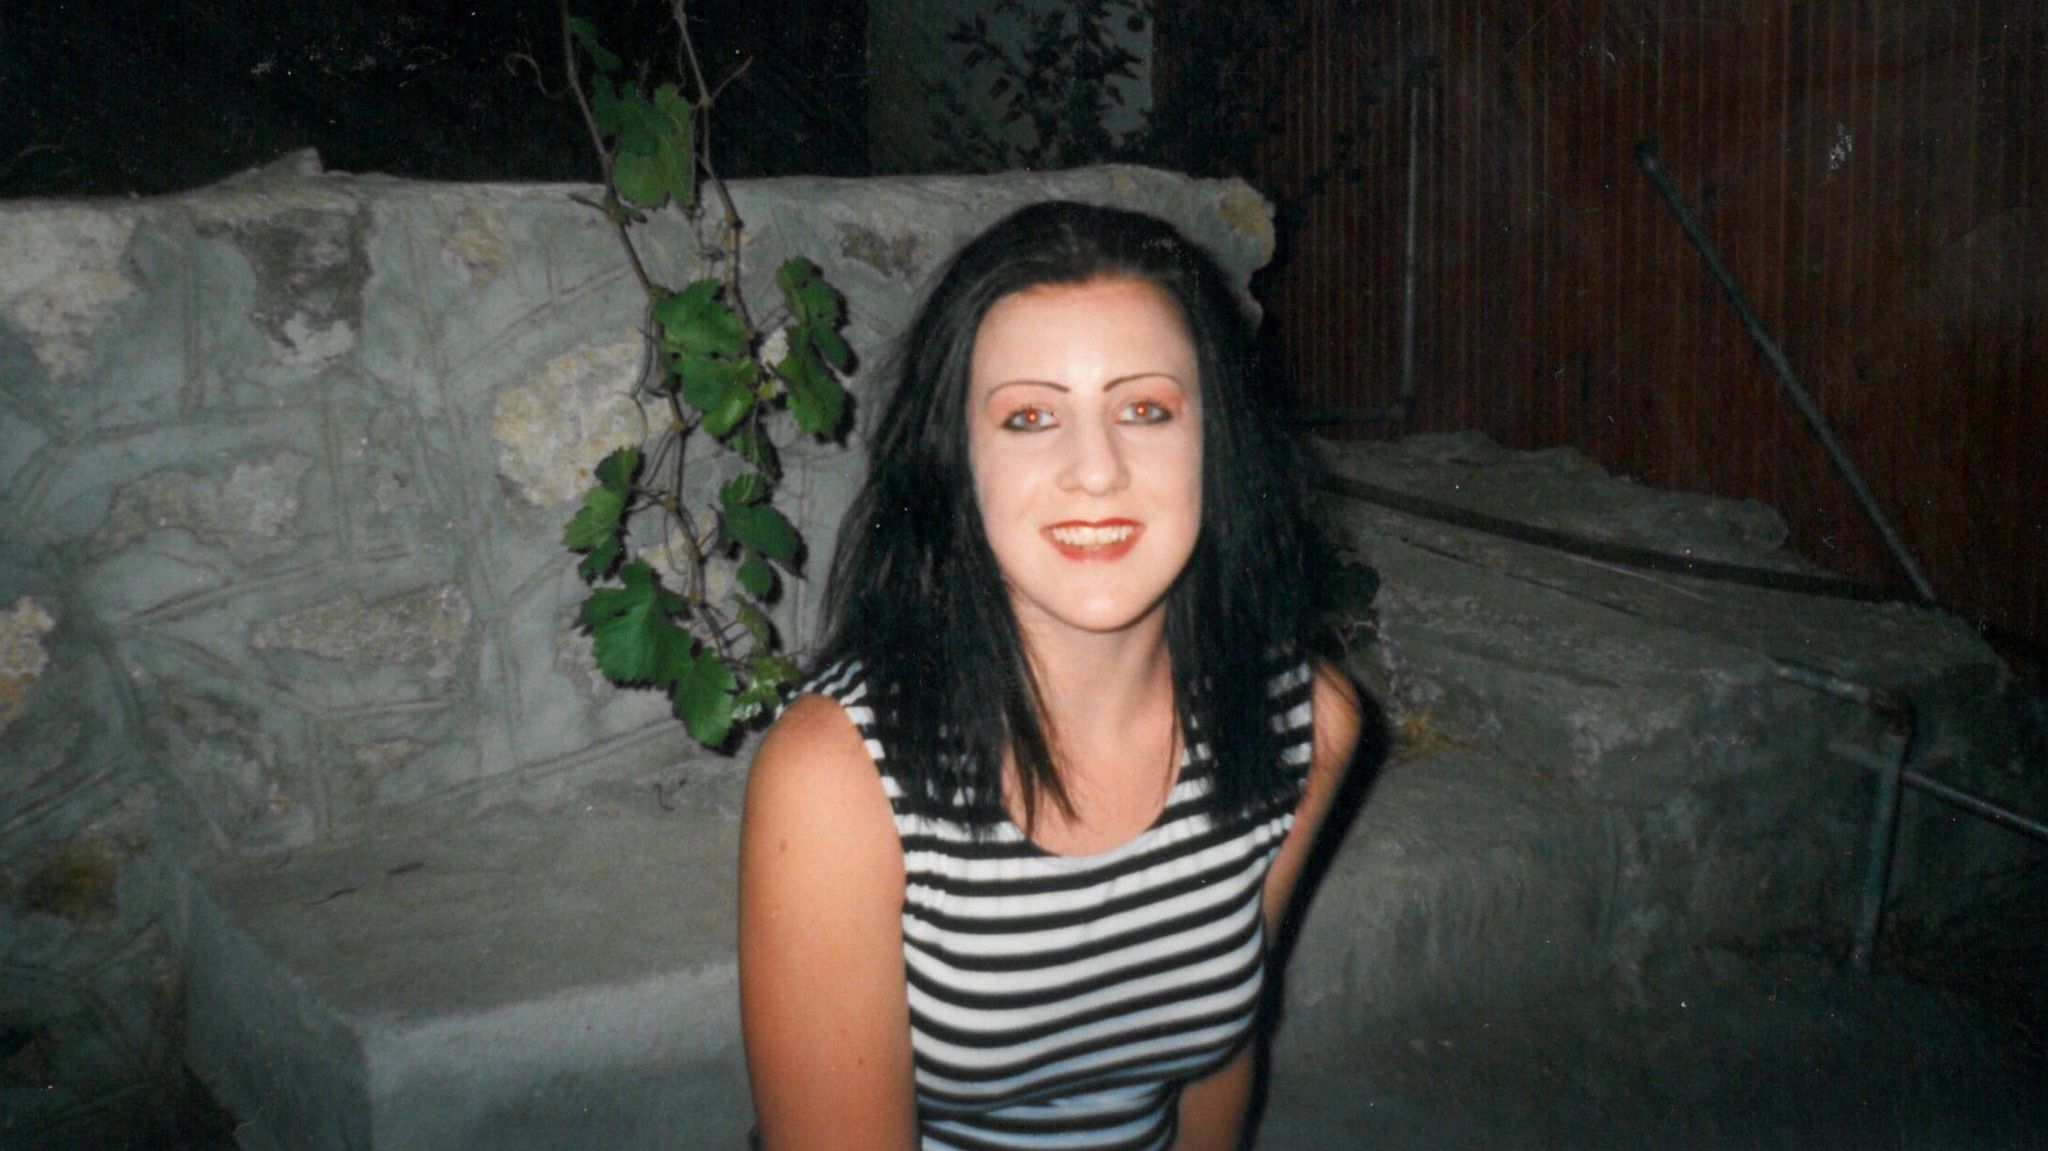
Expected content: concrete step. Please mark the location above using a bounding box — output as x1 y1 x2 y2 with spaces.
177 771 754 1151
1258 948 2045 1150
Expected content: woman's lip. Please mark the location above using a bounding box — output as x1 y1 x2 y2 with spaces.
1043 519 1142 560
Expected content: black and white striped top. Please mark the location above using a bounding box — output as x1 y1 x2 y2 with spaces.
802 659 1317 1151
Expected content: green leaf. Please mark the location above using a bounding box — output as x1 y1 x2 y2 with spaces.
749 653 801 687
773 257 852 431
613 149 665 209
593 446 639 488
811 324 853 372
672 652 737 745
721 472 768 508
777 345 846 436
675 353 757 413
776 258 842 329
563 447 640 582
576 542 620 584
578 561 693 686
700 385 755 439
589 71 624 136
726 423 780 483
568 18 622 74
562 483 627 551
612 89 662 156
736 552 775 598
654 82 695 127
733 597 774 645
653 281 748 361
653 83 698 210
653 134 693 211
725 503 800 565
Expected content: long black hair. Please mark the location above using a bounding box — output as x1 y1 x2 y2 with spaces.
816 200 1311 829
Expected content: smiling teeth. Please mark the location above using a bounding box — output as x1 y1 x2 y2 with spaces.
1049 524 1135 548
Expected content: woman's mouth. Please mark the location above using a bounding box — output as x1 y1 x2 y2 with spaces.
1044 520 1141 559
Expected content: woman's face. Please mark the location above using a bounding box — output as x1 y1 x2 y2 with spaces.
967 277 1203 642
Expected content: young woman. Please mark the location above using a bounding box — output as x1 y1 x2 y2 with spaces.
739 201 1362 1150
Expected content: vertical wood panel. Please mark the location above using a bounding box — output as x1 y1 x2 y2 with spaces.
1246 0 2048 655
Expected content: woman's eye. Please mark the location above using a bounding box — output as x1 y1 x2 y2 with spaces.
1000 405 1056 431
1121 399 1172 424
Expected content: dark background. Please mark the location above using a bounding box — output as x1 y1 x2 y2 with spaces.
1 0 871 198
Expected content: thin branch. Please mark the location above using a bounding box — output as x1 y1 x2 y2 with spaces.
559 0 655 297
706 54 753 105
670 0 753 330
503 50 568 99
697 599 738 662
662 390 711 593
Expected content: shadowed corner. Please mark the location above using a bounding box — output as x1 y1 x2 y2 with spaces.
1244 662 1392 1149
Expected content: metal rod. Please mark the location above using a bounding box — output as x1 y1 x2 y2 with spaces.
1398 74 1423 424
1773 662 1887 710
1900 770 2048 844
1635 140 1938 607
1852 727 1910 973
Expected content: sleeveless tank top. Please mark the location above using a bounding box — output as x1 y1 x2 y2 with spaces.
801 658 1316 1151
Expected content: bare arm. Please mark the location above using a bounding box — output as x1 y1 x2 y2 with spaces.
739 693 919 1151
1260 661 1362 931
1175 661 1363 1149
1174 1042 1257 1151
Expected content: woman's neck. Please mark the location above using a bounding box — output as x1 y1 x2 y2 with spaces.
1017 609 1174 747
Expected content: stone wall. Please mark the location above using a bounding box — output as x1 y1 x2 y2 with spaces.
0 155 1273 1137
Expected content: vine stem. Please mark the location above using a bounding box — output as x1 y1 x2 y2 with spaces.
663 391 714 605
667 0 759 644
562 0 712 610
559 0 656 298
671 0 753 331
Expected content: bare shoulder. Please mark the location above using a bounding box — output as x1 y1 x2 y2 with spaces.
752 690 877 785
743 692 900 874
1308 658 1363 793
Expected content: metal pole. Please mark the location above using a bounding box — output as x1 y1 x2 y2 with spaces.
1900 769 2048 844
1852 727 1911 973
1635 140 1938 607
1398 73 1423 424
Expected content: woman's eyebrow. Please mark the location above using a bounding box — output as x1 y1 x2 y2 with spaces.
1104 372 1187 392
985 378 1070 396
985 372 1187 397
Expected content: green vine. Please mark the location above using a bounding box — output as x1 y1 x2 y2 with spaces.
556 2 850 748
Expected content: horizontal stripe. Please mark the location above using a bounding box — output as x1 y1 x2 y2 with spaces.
940 1083 1165 1131
914 1008 1255 1103
907 929 1264 1048
925 1100 1172 1151
901 878 1271 976
903 896 1261 1003
909 977 1263 1080
900 848 1269 957
901 815 1269 913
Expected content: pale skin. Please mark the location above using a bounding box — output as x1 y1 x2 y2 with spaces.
739 279 1364 1150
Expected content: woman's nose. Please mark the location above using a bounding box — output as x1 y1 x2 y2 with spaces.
1058 420 1129 495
